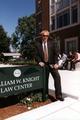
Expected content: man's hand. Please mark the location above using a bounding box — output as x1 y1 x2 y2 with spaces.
39 62 45 67
53 64 59 69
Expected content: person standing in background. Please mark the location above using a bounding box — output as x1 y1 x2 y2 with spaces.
72 51 80 70
67 51 74 70
35 30 64 101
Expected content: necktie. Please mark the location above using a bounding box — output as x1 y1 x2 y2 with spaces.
43 42 48 62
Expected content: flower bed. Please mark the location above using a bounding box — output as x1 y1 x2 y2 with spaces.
0 93 52 120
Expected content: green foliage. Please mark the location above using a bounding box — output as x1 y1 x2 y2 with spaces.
0 25 10 53
12 14 36 60
0 25 10 62
20 92 43 108
11 33 19 51
8 59 36 65
21 41 36 60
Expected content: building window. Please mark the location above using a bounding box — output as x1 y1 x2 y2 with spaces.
57 14 63 28
51 5 55 14
71 0 78 4
57 10 70 28
51 0 55 4
56 0 70 11
56 0 63 11
51 16 55 30
62 0 70 8
65 37 78 53
63 11 70 26
71 6 78 24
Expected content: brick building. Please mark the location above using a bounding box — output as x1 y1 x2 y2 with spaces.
35 0 80 53
35 0 49 36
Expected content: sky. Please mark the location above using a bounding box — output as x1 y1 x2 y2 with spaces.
0 0 35 37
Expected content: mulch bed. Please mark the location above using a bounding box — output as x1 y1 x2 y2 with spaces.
0 96 52 120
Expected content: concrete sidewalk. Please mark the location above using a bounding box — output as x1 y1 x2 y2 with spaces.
6 97 80 120
5 70 80 120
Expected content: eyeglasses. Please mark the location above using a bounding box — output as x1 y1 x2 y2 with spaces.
42 35 49 37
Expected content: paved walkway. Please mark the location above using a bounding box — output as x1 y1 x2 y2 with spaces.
6 97 80 120
5 70 80 120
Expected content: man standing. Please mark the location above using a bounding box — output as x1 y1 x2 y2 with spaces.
35 30 64 101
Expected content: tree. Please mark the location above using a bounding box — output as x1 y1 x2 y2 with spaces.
0 25 10 53
12 14 36 59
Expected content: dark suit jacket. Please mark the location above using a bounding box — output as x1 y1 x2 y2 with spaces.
35 38 59 64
